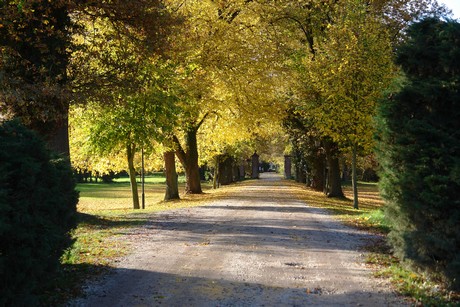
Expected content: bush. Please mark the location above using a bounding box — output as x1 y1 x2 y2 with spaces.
376 18 460 290
0 120 78 305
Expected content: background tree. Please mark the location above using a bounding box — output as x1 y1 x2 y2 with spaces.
283 108 327 189
301 0 396 207
271 0 447 199
376 18 460 290
72 70 177 209
165 0 286 193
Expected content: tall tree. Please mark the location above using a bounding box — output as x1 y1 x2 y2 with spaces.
269 0 447 199
0 0 75 155
76 80 177 209
301 0 396 207
70 39 179 209
69 2 180 205
165 0 285 193
376 18 460 290
163 150 180 200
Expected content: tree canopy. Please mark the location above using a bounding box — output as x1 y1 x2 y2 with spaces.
3 0 452 207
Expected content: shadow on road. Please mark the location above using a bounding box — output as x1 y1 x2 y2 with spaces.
71 267 400 306
136 210 373 253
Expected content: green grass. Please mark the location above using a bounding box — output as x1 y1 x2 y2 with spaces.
76 175 189 212
375 264 457 306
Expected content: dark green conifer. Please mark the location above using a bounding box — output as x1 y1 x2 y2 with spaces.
376 18 460 289
0 120 78 305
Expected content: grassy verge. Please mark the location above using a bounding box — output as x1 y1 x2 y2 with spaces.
288 180 389 233
289 179 459 306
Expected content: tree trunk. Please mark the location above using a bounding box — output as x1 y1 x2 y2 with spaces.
297 160 307 184
213 156 219 189
127 144 140 209
311 154 325 191
284 155 292 179
232 164 239 182
185 163 202 193
251 152 259 179
324 140 344 198
47 115 70 157
219 156 234 185
164 151 180 201
352 143 359 209
184 127 202 193
239 164 245 181
175 128 202 194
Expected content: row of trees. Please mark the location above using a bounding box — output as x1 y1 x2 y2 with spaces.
277 1 460 289
2 0 446 207
1 0 458 290
281 0 448 207
279 0 460 290
69 0 287 203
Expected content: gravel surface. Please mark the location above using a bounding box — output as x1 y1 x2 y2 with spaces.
69 173 406 306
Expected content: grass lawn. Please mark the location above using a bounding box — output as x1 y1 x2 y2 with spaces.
76 175 187 212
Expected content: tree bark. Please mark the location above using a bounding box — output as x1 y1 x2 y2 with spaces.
219 156 234 185
310 154 325 191
174 128 203 194
164 151 180 201
324 140 344 198
47 114 70 157
173 113 211 194
127 143 140 209
251 152 259 179
352 143 359 209
213 156 219 189
239 164 245 181
284 155 292 179
296 161 307 184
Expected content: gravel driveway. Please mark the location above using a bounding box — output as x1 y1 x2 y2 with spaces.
70 173 406 306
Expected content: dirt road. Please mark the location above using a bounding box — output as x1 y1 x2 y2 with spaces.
70 173 405 306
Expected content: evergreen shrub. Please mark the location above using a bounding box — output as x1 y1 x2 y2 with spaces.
376 18 460 290
0 120 78 305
